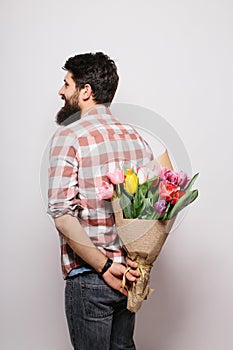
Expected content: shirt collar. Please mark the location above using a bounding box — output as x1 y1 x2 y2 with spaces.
81 105 112 119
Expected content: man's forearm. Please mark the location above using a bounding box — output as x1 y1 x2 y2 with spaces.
54 214 139 294
54 214 107 273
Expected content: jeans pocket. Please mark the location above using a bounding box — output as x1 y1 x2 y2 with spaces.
81 283 115 319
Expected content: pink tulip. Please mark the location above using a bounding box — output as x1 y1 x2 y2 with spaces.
97 181 114 200
159 180 180 204
107 168 125 184
177 170 190 188
159 168 179 185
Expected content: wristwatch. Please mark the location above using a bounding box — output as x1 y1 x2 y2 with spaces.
99 258 113 276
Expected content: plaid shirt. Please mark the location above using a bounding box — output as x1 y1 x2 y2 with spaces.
48 106 153 278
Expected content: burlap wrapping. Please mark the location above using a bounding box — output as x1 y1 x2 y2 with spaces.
112 198 175 313
112 150 175 312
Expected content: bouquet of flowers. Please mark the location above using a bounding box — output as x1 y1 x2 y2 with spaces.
98 151 198 312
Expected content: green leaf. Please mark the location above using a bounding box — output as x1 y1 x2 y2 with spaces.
147 188 159 205
134 185 142 205
160 202 171 220
148 210 160 220
120 192 132 218
147 175 159 190
184 173 199 192
147 190 154 200
123 165 128 175
139 182 149 196
167 189 199 219
137 198 154 219
122 187 133 200
134 200 146 218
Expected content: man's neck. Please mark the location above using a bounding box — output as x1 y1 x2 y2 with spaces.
80 103 106 117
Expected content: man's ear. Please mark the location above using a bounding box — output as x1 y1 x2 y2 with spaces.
80 84 93 101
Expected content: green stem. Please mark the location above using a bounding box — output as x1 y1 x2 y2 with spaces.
117 183 121 196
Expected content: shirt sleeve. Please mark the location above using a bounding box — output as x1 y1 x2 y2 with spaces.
47 127 80 219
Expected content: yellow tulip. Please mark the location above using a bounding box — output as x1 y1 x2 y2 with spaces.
124 173 138 194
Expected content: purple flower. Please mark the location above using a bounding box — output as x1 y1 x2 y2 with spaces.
154 200 167 215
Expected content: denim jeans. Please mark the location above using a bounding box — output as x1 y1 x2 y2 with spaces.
65 272 136 350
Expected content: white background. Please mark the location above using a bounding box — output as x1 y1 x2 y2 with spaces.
1 1 233 349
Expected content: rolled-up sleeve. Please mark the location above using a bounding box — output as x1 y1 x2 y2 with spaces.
47 127 80 218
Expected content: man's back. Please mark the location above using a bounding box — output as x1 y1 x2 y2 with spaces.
48 105 153 277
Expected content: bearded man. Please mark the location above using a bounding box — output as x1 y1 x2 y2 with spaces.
48 52 153 350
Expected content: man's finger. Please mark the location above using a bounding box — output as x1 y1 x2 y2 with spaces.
127 269 140 278
120 287 128 297
126 257 138 269
124 269 138 282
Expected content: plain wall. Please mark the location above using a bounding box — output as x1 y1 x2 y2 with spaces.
1 1 233 349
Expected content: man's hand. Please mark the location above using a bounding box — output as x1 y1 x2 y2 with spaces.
125 256 140 278
102 261 139 296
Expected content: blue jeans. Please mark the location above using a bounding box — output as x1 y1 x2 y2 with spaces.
65 272 136 350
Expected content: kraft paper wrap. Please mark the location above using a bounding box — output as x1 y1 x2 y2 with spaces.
112 150 176 313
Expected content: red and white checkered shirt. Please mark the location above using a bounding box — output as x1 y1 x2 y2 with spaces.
48 106 153 278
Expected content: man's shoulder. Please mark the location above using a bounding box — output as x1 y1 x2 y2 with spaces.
50 125 78 151
51 125 76 138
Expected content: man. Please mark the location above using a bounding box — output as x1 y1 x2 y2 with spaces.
48 52 153 350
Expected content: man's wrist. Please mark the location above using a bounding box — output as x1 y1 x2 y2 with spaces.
98 258 113 277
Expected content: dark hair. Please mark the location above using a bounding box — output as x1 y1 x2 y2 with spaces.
63 52 119 104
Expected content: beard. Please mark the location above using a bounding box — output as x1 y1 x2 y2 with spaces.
56 91 81 125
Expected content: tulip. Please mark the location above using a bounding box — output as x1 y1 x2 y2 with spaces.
97 181 114 200
154 200 167 215
177 170 190 188
124 171 138 195
170 191 179 205
137 165 159 185
137 167 148 185
159 180 180 203
107 168 125 184
159 168 179 185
